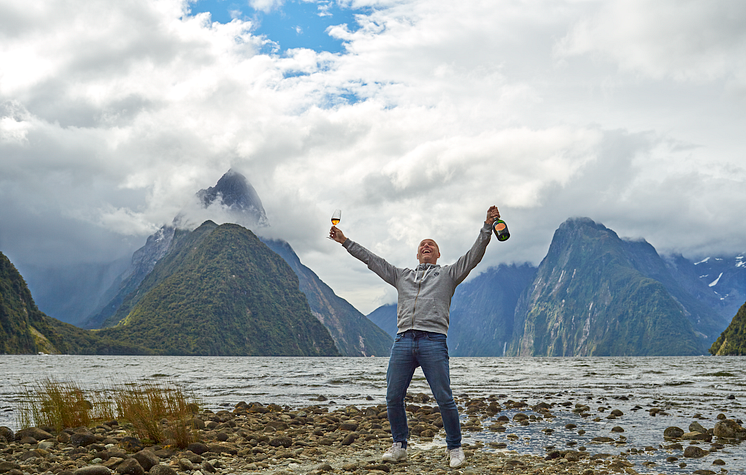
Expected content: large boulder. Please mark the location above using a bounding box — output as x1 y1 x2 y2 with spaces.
70 432 97 447
115 458 144 475
131 451 159 472
0 427 14 443
713 419 746 439
663 426 684 439
15 427 53 441
683 446 708 458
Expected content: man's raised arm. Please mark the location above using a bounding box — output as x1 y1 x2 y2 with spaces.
449 206 501 284
330 225 399 287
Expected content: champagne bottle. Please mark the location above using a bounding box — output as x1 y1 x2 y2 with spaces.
492 218 510 241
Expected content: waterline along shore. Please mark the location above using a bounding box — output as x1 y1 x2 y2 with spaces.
2 392 745 475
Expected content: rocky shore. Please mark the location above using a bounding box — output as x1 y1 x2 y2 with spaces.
1 393 744 475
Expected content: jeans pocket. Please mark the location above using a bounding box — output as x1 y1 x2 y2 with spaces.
425 332 446 342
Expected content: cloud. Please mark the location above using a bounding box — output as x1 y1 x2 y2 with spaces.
555 0 746 85
249 0 285 14
1 0 745 314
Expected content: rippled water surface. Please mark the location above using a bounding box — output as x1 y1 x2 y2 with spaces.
1 355 744 474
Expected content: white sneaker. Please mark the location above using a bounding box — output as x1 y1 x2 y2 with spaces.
447 446 465 468
382 442 407 462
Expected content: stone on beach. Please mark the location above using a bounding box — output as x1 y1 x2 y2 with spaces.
713 419 746 439
0 428 13 444
73 466 112 475
664 426 685 438
14 427 53 441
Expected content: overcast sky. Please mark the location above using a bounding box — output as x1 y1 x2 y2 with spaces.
1 0 745 315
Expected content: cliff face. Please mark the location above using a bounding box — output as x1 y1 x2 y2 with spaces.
507 218 707 356
710 302 746 355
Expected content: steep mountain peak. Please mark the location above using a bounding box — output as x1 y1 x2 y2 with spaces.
170 169 269 232
195 169 269 228
540 217 627 272
561 216 604 228
553 217 618 243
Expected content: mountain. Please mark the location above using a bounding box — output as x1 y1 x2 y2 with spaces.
98 222 339 356
367 304 397 339
195 169 269 228
709 302 746 355
2 225 340 357
448 264 537 356
1 250 66 354
507 218 709 356
87 170 392 356
689 255 745 320
619 239 729 340
0 252 153 355
83 226 178 328
91 224 214 329
262 239 392 356
366 217 734 356
84 169 269 328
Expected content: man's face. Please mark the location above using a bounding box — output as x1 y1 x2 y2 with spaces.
417 239 441 264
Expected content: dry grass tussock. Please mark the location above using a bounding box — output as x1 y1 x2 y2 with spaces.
17 378 201 448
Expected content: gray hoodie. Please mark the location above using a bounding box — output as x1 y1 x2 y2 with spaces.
343 222 493 335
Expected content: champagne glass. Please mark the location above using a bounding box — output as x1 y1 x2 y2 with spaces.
327 209 341 239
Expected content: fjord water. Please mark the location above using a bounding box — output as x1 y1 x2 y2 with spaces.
1 356 744 474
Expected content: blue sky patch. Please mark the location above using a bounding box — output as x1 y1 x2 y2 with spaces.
188 0 365 54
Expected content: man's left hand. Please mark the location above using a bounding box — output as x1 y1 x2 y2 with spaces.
485 205 501 225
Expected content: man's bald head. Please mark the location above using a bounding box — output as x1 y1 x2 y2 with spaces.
417 239 441 264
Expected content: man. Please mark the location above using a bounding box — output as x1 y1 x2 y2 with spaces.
329 205 501 468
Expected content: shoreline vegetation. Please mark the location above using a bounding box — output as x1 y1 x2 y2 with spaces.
2 381 745 475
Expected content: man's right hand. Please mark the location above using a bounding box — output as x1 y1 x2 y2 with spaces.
330 226 347 243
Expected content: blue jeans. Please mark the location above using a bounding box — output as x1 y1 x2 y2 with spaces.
386 330 461 450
